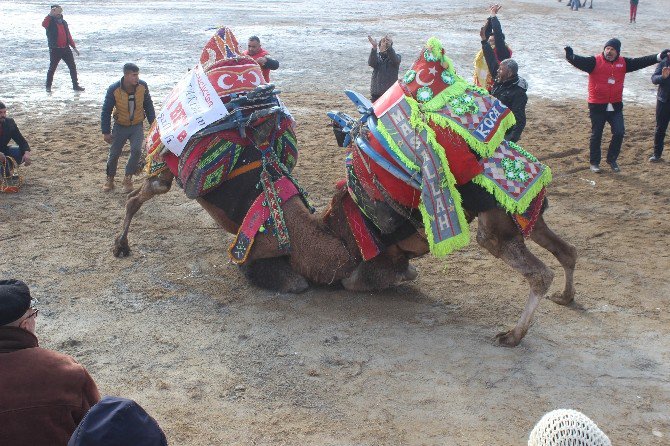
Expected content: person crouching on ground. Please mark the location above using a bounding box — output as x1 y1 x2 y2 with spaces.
565 39 669 173
480 30 527 142
0 101 32 178
101 63 155 193
0 279 100 446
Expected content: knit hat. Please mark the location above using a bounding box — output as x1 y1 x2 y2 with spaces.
68 396 168 446
0 279 31 326
603 38 621 56
528 409 611 446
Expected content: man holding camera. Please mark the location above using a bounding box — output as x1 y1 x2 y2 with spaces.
42 4 84 92
368 35 401 102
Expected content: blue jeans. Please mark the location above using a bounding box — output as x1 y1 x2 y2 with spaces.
1 146 24 177
589 108 625 165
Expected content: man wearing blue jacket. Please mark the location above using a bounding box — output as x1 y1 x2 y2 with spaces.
101 63 155 193
650 57 670 162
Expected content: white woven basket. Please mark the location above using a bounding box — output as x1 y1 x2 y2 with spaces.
528 409 611 446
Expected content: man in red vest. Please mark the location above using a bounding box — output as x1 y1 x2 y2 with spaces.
244 36 279 83
565 39 669 173
42 5 84 92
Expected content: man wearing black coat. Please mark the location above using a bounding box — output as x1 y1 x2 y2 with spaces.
42 5 84 92
368 35 401 102
480 26 527 142
0 102 31 177
650 57 670 162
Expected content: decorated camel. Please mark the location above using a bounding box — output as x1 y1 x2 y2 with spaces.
113 27 360 293
114 30 576 346
323 38 577 347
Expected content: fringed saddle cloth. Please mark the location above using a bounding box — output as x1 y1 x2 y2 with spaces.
340 37 551 260
143 27 308 263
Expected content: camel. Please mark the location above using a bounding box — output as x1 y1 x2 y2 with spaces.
114 162 358 294
116 31 575 347
320 39 577 347
113 27 359 293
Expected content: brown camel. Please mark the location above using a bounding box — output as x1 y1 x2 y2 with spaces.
113 163 359 294
115 160 575 347
322 186 577 347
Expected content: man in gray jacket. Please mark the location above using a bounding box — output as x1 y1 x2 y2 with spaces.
650 57 670 162
367 35 401 102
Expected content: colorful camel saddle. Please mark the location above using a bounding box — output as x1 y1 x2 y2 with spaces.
144 27 297 198
143 27 307 261
330 37 551 259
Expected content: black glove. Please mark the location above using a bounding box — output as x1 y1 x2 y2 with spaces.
564 46 574 59
659 49 670 60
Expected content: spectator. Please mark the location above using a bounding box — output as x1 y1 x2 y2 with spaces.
244 36 279 83
480 31 527 142
630 0 639 24
565 39 669 173
68 396 168 446
367 34 401 102
101 63 156 193
42 5 84 92
0 279 100 446
473 4 511 92
0 101 31 178
650 55 670 162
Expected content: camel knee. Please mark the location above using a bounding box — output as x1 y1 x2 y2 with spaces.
500 238 554 296
476 228 503 257
563 243 578 270
527 265 554 296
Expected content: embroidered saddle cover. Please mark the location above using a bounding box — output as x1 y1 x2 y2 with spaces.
144 27 297 198
339 37 551 258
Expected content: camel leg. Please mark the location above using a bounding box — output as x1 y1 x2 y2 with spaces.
240 256 309 294
476 209 554 347
530 216 577 305
113 172 173 257
341 248 413 291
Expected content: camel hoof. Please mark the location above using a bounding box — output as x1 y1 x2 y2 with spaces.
400 264 418 282
240 257 310 294
494 330 521 348
113 236 131 258
548 291 575 306
278 275 309 294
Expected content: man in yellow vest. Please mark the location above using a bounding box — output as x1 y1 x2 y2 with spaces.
100 63 155 192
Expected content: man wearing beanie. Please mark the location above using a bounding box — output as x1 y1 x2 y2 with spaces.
0 279 100 446
564 38 670 173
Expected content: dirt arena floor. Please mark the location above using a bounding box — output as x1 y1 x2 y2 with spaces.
1 93 669 444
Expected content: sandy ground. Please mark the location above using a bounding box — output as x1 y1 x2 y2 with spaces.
1 91 669 445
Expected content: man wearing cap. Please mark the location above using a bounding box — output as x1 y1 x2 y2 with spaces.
565 39 669 173
480 22 527 142
42 5 85 92
0 279 100 446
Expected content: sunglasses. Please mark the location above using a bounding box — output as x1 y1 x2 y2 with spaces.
26 298 40 319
